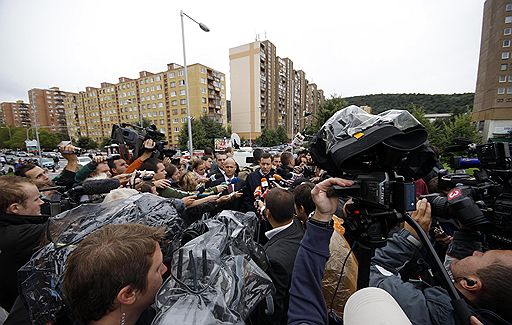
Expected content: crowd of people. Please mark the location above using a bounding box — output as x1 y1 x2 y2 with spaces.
0 139 511 325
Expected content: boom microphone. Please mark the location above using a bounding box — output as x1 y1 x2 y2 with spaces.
80 178 121 195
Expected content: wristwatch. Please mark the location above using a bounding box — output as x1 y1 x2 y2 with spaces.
307 211 334 228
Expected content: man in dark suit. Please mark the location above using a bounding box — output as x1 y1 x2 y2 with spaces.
207 158 245 211
250 188 304 325
243 152 276 212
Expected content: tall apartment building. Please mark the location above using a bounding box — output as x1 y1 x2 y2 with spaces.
0 101 31 128
28 87 76 137
473 0 512 140
63 63 227 146
229 40 325 140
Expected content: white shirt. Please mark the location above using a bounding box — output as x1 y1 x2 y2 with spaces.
265 220 294 240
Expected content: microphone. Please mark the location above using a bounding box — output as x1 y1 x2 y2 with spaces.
260 178 269 191
253 186 263 200
230 177 241 184
74 178 121 195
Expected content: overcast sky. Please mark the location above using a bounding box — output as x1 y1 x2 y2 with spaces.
0 0 484 102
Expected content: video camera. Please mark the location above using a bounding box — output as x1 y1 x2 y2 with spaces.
311 106 432 248
420 141 512 249
111 123 177 161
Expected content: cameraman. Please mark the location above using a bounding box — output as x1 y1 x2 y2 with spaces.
288 178 512 324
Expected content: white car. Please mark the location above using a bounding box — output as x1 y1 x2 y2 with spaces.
77 156 92 166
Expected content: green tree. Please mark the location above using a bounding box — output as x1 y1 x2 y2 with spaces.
437 114 482 150
76 136 98 150
409 105 442 150
38 130 62 150
99 137 112 148
306 96 349 134
4 128 28 149
178 116 230 151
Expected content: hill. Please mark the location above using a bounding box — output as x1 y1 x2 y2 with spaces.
342 93 474 114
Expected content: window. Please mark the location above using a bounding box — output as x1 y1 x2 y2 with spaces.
201 88 206 94
200 78 206 84
170 82 176 87
140 80 145 85
508 87 512 94
179 80 185 86
172 100 178 106
173 118 179 123
158 93 163 99
502 64 509 70
498 87 506 94
171 91 176 97
146 96 150 101
155 75 161 81
181 117 186 123
509 75 512 82
202 97 207 104
178 70 184 76
505 40 511 47
507 16 512 23
180 90 186 95
200 67 206 73
160 119 165 125
158 102 164 108
508 3 512 11
156 85 162 90
174 127 180 132
168 72 175 78
141 88 145 93
503 52 510 59
172 109 178 115
221 75 224 81
180 99 187 105
500 75 507 82
505 28 512 35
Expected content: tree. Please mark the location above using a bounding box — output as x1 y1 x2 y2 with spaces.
409 105 442 150
76 136 98 150
254 126 288 147
4 128 28 150
38 130 62 150
100 137 112 148
178 115 230 151
306 96 349 134
437 114 482 150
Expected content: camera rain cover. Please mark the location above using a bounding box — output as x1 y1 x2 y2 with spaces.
152 210 274 325
18 193 185 325
310 105 427 175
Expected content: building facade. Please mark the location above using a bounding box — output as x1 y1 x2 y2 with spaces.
229 40 325 140
473 0 512 140
28 87 76 137
63 63 227 146
0 101 31 128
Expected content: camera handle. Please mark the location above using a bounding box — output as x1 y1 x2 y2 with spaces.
402 213 472 325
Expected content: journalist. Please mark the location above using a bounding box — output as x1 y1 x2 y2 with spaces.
287 178 512 324
0 176 46 311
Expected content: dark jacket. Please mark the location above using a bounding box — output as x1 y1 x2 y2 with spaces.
251 219 304 325
276 165 294 180
243 168 275 212
0 213 47 311
288 224 507 325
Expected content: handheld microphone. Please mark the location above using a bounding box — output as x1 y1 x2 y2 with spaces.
253 186 263 200
260 178 269 191
230 177 241 184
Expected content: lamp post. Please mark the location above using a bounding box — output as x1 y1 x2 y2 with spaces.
180 10 210 156
30 91 42 160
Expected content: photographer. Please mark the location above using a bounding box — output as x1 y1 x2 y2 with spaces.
288 178 512 324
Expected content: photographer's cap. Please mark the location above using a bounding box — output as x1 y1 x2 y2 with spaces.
343 287 411 325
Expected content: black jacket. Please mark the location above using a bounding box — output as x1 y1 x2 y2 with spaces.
251 219 304 325
0 213 47 310
243 169 275 212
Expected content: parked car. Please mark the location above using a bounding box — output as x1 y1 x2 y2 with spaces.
0 156 6 164
37 158 56 170
77 156 92 166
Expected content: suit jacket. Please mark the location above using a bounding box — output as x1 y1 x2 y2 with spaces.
250 219 304 325
208 176 246 212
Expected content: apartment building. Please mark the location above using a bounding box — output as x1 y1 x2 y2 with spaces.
28 87 75 136
473 0 512 140
0 101 31 128
63 63 227 146
229 39 325 139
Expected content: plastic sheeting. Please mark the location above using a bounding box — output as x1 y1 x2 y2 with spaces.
322 227 358 318
321 105 422 153
153 210 274 325
18 193 185 325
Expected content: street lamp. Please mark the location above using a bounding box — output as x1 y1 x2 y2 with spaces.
180 10 210 156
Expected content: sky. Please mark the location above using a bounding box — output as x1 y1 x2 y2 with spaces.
0 0 485 103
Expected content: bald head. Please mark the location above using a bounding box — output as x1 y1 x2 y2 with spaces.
223 157 237 178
